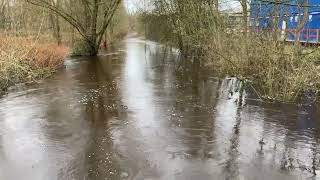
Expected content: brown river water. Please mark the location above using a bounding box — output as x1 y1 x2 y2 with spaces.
0 38 320 180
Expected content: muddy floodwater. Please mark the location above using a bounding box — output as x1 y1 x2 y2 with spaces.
0 38 320 180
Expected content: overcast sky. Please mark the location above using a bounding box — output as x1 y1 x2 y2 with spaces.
123 0 145 13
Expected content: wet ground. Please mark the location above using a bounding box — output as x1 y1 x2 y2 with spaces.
0 38 320 180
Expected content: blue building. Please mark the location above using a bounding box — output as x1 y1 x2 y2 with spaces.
250 0 320 43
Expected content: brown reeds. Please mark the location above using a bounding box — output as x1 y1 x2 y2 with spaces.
0 34 68 91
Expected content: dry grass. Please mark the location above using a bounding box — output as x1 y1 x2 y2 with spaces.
0 34 68 91
204 32 320 102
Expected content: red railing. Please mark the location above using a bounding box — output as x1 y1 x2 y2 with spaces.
250 28 320 43
285 29 320 42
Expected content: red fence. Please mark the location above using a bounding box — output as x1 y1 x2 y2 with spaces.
250 28 320 43
285 29 320 42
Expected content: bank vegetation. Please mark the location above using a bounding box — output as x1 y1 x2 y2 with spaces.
0 35 68 92
136 0 320 103
0 0 128 93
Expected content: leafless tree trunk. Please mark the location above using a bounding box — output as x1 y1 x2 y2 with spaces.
0 0 7 29
49 0 61 45
25 0 122 55
294 0 309 48
240 0 248 36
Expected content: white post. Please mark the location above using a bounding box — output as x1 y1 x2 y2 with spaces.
281 20 287 41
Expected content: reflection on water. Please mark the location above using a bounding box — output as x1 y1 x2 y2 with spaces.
0 38 320 180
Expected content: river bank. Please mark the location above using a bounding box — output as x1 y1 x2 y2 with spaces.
0 35 68 94
137 2 320 103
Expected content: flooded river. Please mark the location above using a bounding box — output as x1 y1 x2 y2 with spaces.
0 38 320 180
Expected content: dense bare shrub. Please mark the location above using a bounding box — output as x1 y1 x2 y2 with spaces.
137 0 320 102
205 32 320 102
0 35 68 91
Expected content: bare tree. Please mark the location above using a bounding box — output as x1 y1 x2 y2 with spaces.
25 0 122 55
48 0 61 45
294 0 309 47
0 0 8 29
238 0 248 36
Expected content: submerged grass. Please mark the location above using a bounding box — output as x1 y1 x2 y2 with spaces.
0 35 68 92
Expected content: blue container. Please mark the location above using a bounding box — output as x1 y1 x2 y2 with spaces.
250 0 320 43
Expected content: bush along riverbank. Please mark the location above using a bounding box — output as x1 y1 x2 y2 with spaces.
136 0 320 103
0 35 68 94
205 34 320 103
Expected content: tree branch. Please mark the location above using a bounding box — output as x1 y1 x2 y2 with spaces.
25 0 88 40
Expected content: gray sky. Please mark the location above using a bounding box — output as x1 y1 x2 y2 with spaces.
123 0 146 13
